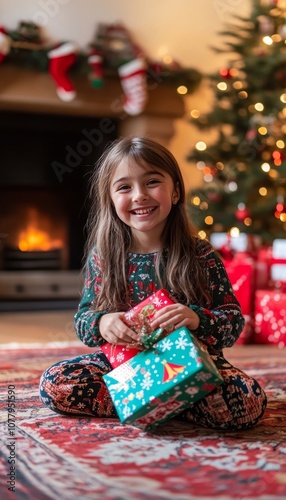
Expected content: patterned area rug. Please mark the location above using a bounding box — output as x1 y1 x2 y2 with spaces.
0 342 286 500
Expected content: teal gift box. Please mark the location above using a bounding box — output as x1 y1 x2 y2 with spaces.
103 326 223 431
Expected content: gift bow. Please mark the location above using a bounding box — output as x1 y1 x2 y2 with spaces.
130 313 170 349
139 327 166 349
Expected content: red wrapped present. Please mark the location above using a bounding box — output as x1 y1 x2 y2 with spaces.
101 343 143 368
255 246 272 290
223 253 255 344
101 289 176 368
254 288 286 347
223 253 255 315
269 239 286 293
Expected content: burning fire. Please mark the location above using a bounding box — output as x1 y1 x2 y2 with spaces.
18 209 63 252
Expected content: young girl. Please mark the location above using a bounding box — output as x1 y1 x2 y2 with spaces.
40 136 267 430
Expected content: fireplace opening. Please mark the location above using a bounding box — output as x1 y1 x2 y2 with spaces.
0 110 118 311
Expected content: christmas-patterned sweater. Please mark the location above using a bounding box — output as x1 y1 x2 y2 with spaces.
74 238 245 356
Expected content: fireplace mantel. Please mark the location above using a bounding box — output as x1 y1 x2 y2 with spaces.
0 64 186 143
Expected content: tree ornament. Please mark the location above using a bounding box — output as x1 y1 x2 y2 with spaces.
48 42 78 101
274 200 286 219
118 58 148 115
235 204 251 221
219 67 234 79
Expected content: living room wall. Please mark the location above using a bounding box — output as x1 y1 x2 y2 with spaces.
0 0 252 189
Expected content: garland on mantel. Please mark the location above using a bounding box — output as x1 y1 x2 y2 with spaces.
0 21 202 115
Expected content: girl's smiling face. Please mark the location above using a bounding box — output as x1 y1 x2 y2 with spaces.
110 159 180 246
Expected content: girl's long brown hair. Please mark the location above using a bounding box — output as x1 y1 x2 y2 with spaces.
85 136 207 311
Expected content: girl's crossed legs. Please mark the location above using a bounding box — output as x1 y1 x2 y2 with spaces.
39 350 267 431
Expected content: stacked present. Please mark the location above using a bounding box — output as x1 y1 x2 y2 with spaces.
222 252 255 344
253 239 286 347
102 289 223 430
211 233 286 347
211 232 258 344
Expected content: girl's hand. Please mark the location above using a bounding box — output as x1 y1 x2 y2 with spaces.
99 312 139 345
150 304 200 332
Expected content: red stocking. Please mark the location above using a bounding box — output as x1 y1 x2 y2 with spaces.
0 26 11 64
118 58 148 115
48 42 78 101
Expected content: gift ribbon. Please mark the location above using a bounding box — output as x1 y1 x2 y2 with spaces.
129 312 173 350
139 327 166 349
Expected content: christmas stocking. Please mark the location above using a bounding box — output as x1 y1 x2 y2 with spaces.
0 26 11 64
118 58 148 115
88 52 104 88
48 42 78 101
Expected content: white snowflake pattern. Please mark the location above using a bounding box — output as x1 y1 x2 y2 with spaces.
160 338 173 351
153 296 164 307
189 345 198 358
175 334 190 350
135 390 144 400
116 352 125 363
125 310 137 321
122 405 133 419
141 376 154 390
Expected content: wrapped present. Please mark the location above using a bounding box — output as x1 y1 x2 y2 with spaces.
101 289 176 368
211 232 261 258
255 246 272 290
270 264 286 292
101 344 143 368
253 288 286 347
272 239 286 261
124 288 176 334
223 253 254 315
223 253 255 344
270 239 286 292
103 326 223 431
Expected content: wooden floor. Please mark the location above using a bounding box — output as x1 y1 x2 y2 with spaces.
0 310 284 363
0 310 78 344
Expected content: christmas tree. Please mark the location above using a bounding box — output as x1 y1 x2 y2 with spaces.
187 0 286 245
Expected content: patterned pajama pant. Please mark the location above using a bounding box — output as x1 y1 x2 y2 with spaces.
39 350 267 431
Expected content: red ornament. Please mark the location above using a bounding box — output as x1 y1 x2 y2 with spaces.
235 206 251 221
219 67 233 79
274 202 286 219
208 192 221 202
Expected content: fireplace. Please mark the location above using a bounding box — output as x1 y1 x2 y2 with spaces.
0 110 118 311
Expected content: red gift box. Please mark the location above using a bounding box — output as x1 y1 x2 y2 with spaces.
101 289 176 368
223 253 255 344
253 288 286 347
269 239 286 292
256 246 272 290
223 253 254 315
